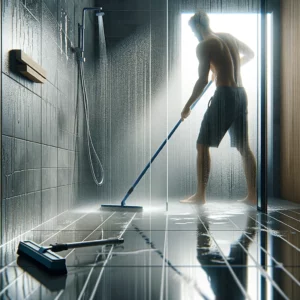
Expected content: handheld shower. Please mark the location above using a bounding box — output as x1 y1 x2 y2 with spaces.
75 7 106 186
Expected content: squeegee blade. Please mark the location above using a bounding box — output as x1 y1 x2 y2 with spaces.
17 241 67 274
100 204 143 212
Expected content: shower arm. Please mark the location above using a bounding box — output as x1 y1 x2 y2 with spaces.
76 7 103 61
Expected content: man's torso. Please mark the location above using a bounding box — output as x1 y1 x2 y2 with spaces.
204 33 243 87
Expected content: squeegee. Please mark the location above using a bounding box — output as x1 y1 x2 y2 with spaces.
101 80 213 212
17 238 124 275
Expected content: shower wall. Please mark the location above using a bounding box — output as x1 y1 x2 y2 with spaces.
1 0 98 242
94 0 262 207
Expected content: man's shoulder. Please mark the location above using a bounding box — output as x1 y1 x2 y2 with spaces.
195 41 211 60
196 38 218 52
196 39 212 50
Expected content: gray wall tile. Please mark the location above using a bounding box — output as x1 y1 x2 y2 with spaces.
42 145 58 168
2 75 16 136
57 168 69 186
41 188 57 222
25 191 42 229
2 0 100 240
26 169 42 193
12 138 26 172
2 136 12 199
58 148 69 168
42 168 58 189
58 129 69 149
26 93 42 143
26 141 42 169
57 185 69 213
3 195 25 242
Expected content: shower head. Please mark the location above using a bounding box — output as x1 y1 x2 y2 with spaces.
74 7 105 62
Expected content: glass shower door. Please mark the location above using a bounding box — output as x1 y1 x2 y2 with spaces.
181 13 259 205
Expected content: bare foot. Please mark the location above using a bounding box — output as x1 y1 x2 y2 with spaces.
180 194 206 205
237 195 257 205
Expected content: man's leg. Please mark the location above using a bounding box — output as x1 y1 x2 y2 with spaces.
180 144 211 204
236 142 257 204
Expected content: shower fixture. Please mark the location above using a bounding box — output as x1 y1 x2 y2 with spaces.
74 7 104 62
74 7 106 186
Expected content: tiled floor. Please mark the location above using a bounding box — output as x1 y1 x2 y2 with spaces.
0 201 300 299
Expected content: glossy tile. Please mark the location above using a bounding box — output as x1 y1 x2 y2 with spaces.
65 230 166 267
270 211 300 231
268 266 300 299
1 203 300 299
71 266 163 300
31 210 87 231
283 209 300 220
61 211 135 232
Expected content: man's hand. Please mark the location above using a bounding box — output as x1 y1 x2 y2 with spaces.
181 106 191 121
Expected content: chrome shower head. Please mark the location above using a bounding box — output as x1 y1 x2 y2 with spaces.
74 7 105 62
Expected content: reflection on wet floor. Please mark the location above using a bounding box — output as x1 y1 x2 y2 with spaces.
0 201 299 299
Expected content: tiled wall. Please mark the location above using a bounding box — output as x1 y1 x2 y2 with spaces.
1 0 97 242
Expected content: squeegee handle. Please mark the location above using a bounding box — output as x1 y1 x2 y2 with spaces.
121 81 213 206
50 238 124 252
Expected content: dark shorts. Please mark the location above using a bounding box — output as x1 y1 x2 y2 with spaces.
197 86 248 148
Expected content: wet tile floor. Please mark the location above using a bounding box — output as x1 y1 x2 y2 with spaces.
0 201 300 299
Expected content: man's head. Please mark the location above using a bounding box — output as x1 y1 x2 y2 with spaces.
189 11 211 41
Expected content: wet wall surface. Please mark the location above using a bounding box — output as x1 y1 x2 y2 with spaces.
1 0 97 243
93 0 276 211
0 201 299 299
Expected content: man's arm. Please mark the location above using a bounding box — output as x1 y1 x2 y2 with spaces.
181 42 210 120
231 35 254 66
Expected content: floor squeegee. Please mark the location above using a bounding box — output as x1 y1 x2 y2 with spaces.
100 80 213 212
17 238 124 275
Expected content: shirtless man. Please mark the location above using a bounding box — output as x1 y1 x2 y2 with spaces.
180 11 257 205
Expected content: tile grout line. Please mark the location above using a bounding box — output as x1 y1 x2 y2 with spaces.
237 238 289 299
193 207 252 300
52 212 117 300
242 231 300 286
0 209 68 249
159 212 168 300
275 210 300 223
87 213 137 300
287 209 300 216
128 219 217 299
248 215 300 253
264 214 300 233
4 210 116 299
64 212 117 259
228 217 299 294
0 211 94 296
2 133 78 151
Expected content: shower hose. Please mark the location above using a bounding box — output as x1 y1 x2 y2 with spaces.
78 60 104 186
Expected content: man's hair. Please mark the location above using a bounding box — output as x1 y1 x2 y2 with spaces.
189 10 210 30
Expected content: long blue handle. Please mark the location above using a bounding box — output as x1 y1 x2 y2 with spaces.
121 81 213 206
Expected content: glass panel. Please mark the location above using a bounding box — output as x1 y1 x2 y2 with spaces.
180 13 258 203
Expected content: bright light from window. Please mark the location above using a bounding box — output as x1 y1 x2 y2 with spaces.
181 13 259 152
181 13 258 113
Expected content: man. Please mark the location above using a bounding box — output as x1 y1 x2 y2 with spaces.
180 11 257 205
